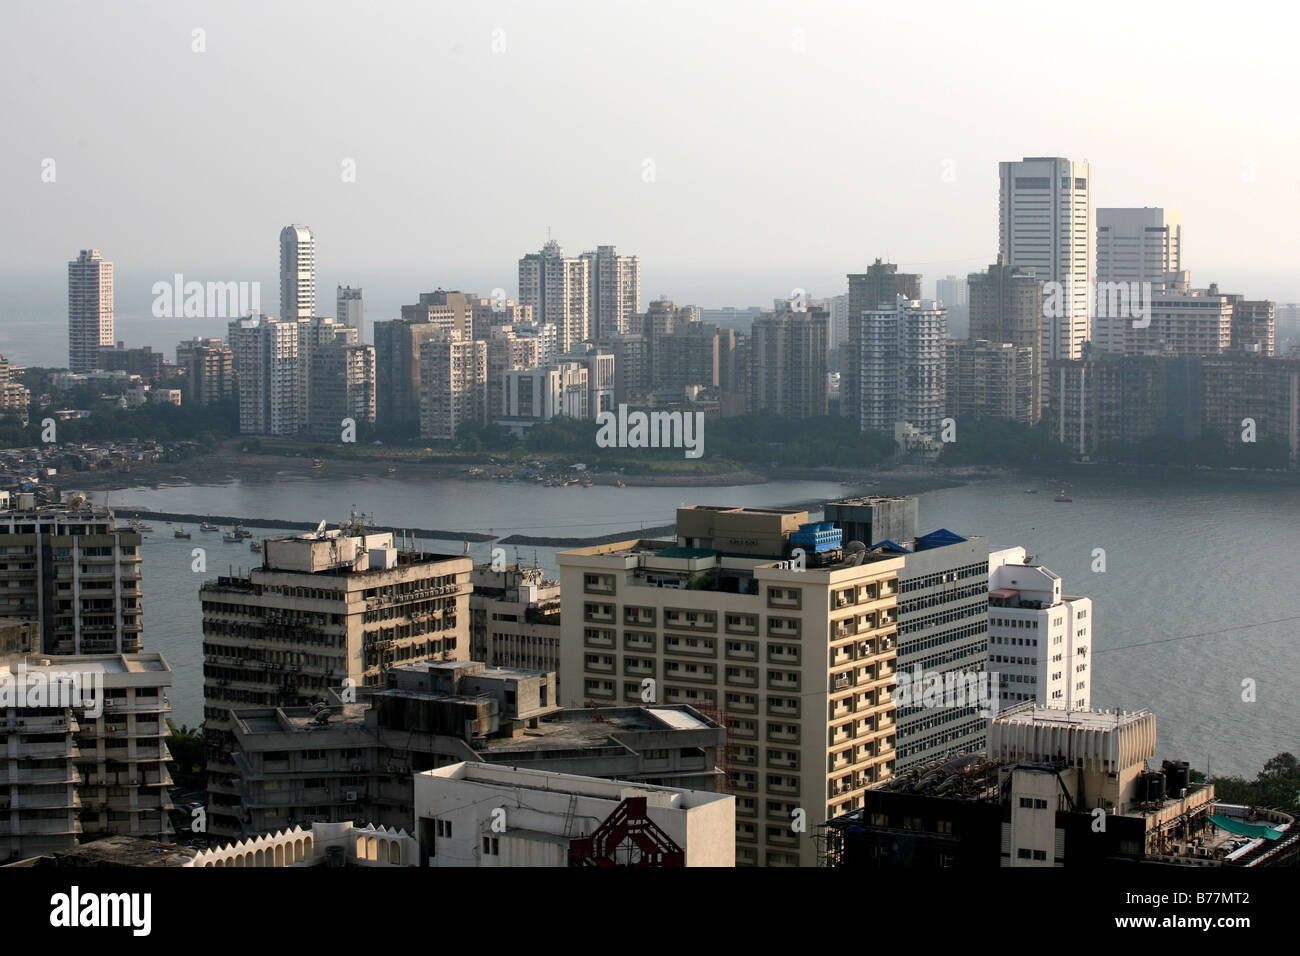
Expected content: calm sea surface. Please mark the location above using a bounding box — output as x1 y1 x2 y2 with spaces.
108 471 1300 779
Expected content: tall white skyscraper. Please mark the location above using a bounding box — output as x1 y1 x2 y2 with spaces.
279 225 316 320
67 249 114 373
581 245 640 339
336 285 363 332
1095 207 1183 286
998 157 1091 360
518 239 590 354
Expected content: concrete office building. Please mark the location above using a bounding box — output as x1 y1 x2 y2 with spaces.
999 157 1091 360
843 260 922 424
0 494 143 655
1093 281 1232 357
414 762 734 867
200 520 472 838
484 329 541 420
1095 207 1182 287
279 225 316 320
871 527 991 771
68 250 114 374
499 362 591 432
1228 298 1276 356
469 562 561 675
988 547 1091 710
559 505 905 867
223 662 726 841
519 240 590 354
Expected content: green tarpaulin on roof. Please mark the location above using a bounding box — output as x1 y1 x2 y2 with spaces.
1208 815 1283 840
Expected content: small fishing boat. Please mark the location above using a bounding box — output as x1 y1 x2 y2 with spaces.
223 530 239 543
235 525 252 539
200 520 218 532
250 540 262 553
174 526 191 539
1053 489 1072 503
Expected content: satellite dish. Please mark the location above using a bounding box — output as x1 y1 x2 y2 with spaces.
315 519 327 535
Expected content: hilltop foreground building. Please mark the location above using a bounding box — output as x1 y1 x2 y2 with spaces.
200 518 472 839
820 703 1298 868
559 505 904 867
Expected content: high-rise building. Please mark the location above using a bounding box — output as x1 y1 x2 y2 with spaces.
484 328 540 420
0 354 31 425
999 157 1091 360
851 297 947 436
309 342 376 437
1228 297 1276 356
558 506 904 867
0 495 143 655
934 277 969 341
374 318 445 426
1092 283 1232 357
336 285 363 333
968 257 1044 421
843 261 922 423
469 562 561 674
176 337 235 406
750 306 830 419
518 240 590 354
470 297 533 341
401 290 475 338
582 245 641 339
499 362 591 431
418 332 487 441
228 315 303 436
67 249 114 374
945 339 1036 425
1096 207 1183 287
200 521 473 838
988 547 1092 710
0 651 175 859
279 225 316 320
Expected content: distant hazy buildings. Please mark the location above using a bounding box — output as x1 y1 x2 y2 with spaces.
278 225 316 320
967 258 1044 422
336 285 363 332
68 249 114 374
935 276 969 340
1096 207 1183 287
228 315 302 436
176 337 234 406
750 305 829 419
418 332 486 441
843 260 922 425
946 339 1036 425
999 157 1091 360
519 240 591 354
309 342 376 437
582 245 641 339
851 296 946 436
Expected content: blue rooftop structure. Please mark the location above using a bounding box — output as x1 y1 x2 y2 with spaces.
914 529 968 551
790 521 842 554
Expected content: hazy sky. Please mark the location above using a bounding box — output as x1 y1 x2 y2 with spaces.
2 0 1297 364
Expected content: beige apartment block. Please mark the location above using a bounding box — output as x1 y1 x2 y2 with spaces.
558 505 903 866
201 522 472 839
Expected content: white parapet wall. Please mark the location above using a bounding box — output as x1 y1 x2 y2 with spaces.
188 822 417 868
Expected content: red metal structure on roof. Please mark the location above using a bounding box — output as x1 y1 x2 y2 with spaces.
568 796 686 867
